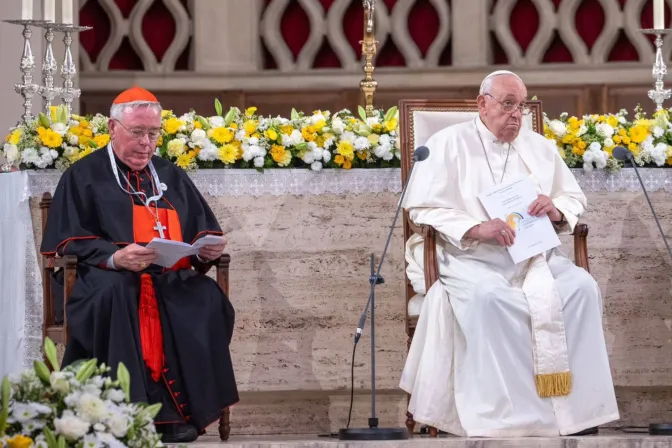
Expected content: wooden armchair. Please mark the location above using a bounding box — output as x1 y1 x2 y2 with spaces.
398 99 591 437
38 192 234 441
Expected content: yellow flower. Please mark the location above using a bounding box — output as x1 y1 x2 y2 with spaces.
357 150 369 160
265 128 278 141
313 119 327 131
218 144 238 164
164 117 183 135
667 156 672 166
245 107 257 117
572 146 585 156
270 145 292 167
193 121 203 129
343 159 352 169
280 125 294 135
7 434 33 448
94 134 110 148
157 135 164 147
628 142 639 153
629 125 648 144
244 120 257 135
607 116 620 128
577 140 586 150
334 154 345 165
301 127 316 142
618 128 627 137
371 123 383 133
176 153 195 169
212 127 235 144
6 129 21 145
40 129 63 148
561 133 575 145
367 134 380 145
336 140 354 161
77 147 94 161
622 136 631 145
161 110 173 118
167 138 187 157
613 135 622 144
81 128 93 138
384 118 398 132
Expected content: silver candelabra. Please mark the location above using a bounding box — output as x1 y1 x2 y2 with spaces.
2 19 92 126
642 29 672 111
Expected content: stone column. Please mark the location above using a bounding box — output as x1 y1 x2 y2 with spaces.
191 0 263 73
451 0 490 68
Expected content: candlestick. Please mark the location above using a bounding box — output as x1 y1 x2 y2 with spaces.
42 0 55 23
2 19 51 125
61 0 73 25
22 0 33 20
53 24 92 116
642 28 672 111
654 0 665 30
35 22 60 113
360 0 378 118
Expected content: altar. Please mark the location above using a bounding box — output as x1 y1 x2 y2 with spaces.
3 166 672 434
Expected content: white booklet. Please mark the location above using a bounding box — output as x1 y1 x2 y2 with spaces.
478 176 561 264
146 234 224 267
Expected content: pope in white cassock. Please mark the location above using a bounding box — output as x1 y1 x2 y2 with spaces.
399 71 620 437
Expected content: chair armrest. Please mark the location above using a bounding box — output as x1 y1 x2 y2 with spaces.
572 223 590 273
216 254 231 297
404 212 440 291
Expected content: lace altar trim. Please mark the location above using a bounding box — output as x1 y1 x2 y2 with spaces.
24 168 672 197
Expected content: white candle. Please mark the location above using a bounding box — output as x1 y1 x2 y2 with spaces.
42 0 55 22
61 0 73 24
21 0 33 20
654 0 665 29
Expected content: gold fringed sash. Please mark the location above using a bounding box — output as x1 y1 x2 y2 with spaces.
522 254 572 398
536 371 572 397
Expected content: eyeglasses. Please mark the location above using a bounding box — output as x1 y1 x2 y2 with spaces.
113 119 161 141
485 94 530 116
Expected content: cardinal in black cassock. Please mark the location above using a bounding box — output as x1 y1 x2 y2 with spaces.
40 86 239 443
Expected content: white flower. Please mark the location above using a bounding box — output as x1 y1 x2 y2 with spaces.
95 432 126 448
354 136 370 150
191 128 209 147
548 120 567 137
331 117 345 134
34 435 48 448
341 131 356 143
167 138 187 157
68 134 79 146
3 143 18 164
208 116 225 128
650 142 668 166
12 403 38 422
604 138 614 148
596 122 614 138
21 147 39 165
22 419 47 433
253 156 264 168
309 113 326 125
54 411 91 440
50 371 70 394
302 151 315 164
322 150 331 163
311 161 323 171
577 124 588 136
105 411 131 438
82 433 104 448
93 423 105 432
654 126 665 138
76 393 108 423
589 141 602 152
322 137 334 149
105 389 126 403
366 116 380 127
197 142 218 162
50 122 67 136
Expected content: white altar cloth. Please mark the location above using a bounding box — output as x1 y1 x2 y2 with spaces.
0 167 668 378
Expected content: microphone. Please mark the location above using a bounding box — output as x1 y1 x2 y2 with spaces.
340 145 429 442
353 145 430 343
610 146 672 264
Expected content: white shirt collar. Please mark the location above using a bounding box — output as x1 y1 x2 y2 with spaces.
475 116 520 146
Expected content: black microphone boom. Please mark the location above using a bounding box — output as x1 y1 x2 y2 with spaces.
612 146 672 436
339 145 429 441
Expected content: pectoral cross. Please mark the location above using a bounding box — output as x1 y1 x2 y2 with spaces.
154 221 166 239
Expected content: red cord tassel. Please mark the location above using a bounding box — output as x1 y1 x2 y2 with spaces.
139 273 164 381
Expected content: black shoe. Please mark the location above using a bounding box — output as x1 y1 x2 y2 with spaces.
159 423 199 443
568 427 598 436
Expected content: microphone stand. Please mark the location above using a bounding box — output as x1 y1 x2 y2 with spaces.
338 151 426 441
616 149 672 435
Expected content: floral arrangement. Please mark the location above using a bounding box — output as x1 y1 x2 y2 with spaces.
2 102 400 172
0 338 162 448
544 106 672 172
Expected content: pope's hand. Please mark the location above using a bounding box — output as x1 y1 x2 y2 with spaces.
467 219 515 247
113 244 157 272
528 194 562 222
198 235 227 262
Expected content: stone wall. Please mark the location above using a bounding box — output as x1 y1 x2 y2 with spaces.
29 189 672 434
